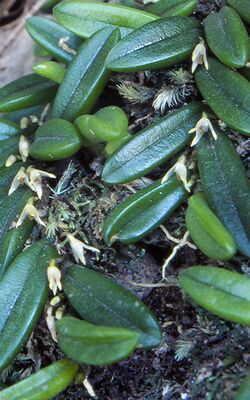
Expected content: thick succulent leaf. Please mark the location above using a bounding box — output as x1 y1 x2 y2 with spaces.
30 119 83 161
0 240 57 370
204 6 250 68
235 374 250 400
145 0 198 17
33 61 66 84
106 16 201 72
62 265 162 349
102 102 203 184
53 1 157 38
56 317 139 365
195 57 250 136
0 220 34 278
197 129 250 257
227 0 250 23
0 119 20 140
0 74 57 113
51 27 120 121
0 359 78 400
26 16 82 64
103 176 188 244
186 192 236 261
180 266 250 325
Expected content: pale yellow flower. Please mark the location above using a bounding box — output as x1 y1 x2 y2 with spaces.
16 198 46 228
47 260 62 295
67 233 100 265
191 39 209 73
19 135 29 162
189 112 217 146
46 306 57 342
161 155 192 192
8 167 29 196
27 166 56 199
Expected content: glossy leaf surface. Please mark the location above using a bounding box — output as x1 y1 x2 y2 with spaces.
0 119 19 140
26 16 82 64
76 105 128 144
186 192 236 261
30 119 83 161
0 359 78 400
103 176 188 244
62 265 162 349
106 16 201 72
180 266 250 325
102 102 202 184
227 0 250 23
0 240 57 370
57 317 139 365
195 57 250 136
197 129 250 257
33 61 66 84
51 27 120 121
0 74 57 113
204 6 250 68
145 0 198 17
54 1 157 39
0 220 34 278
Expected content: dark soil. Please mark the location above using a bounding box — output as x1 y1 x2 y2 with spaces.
1 0 250 399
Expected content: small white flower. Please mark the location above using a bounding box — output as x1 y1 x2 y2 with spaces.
161 155 192 192
27 166 56 199
16 198 46 228
47 260 62 295
55 307 63 320
189 112 217 146
19 135 29 162
67 233 100 265
46 306 57 342
191 39 209 73
5 155 17 167
8 167 29 196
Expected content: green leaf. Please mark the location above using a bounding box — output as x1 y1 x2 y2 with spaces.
102 102 203 184
51 27 120 121
179 266 250 325
227 0 250 23
197 129 250 257
0 240 57 371
185 192 236 261
2 106 45 124
0 119 20 140
30 119 83 161
0 74 57 113
235 374 250 400
0 220 34 278
204 6 250 68
195 57 250 136
26 16 82 64
103 176 188 244
33 61 66 84
106 16 201 72
0 359 78 400
75 105 129 144
62 265 162 349
56 316 139 365
53 1 157 39
145 0 198 17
